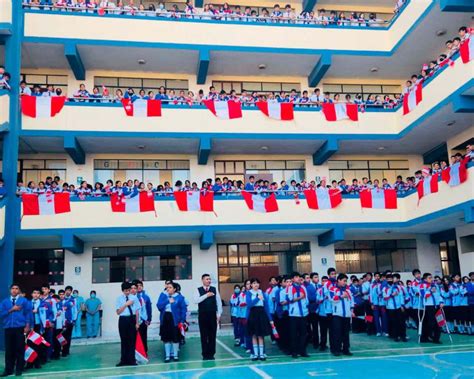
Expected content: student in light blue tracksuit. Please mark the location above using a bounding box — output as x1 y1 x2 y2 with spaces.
361 273 375 335
440 276 454 333
417 273 443 343
229 285 241 345
383 274 408 342
330 274 354 356
317 276 332 351
286 272 309 358
460 276 469 334
370 272 388 336
275 277 291 353
450 274 464 333
466 272 474 335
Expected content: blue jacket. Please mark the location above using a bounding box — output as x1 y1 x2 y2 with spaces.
286 284 309 317
137 291 152 323
350 284 363 306
383 284 403 310
245 290 272 321
449 282 463 307
466 282 474 305
229 292 241 318
156 293 187 326
0 296 31 329
304 282 318 313
330 286 354 318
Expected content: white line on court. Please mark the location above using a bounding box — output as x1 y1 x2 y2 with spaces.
22 343 474 377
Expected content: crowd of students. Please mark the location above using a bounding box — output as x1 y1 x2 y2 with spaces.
229 269 474 361
22 1 401 27
12 146 473 201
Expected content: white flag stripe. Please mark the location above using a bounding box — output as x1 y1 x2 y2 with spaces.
371 190 385 209
125 195 140 213
316 188 331 209
252 194 266 213
38 194 55 215
214 101 230 119
407 90 417 112
423 178 432 195
133 99 148 117
36 97 52 118
268 102 281 119
187 191 201 211
334 103 347 120
449 163 461 186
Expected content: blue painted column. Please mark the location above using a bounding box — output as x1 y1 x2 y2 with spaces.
0 0 23 350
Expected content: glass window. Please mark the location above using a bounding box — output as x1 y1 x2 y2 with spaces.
328 161 348 170
144 160 167 169
342 84 362 93
388 160 409 169
368 161 389 169
323 84 342 93
262 82 282 92
45 160 67 169
94 160 119 169
246 161 266 170
242 82 261 91
118 160 143 169
167 160 190 170
92 257 110 283
348 161 368 169
215 161 225 174
144 256 161 281
286 161 305 169
266 161 286 170
22 160 46 169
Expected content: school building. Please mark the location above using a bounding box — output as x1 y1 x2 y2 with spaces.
1 0 474 339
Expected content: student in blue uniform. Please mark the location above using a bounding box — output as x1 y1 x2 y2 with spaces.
238 280 252 353
134 280 152 354
41 284 57 361
62 286 75 356
246 278 274 361
116 282 140 367
450 274 464 334
384 274 408 342
330 274 354 356
307 272 320 348
440 276 454 333
276 276 291 354
419 273 443 343
286 272 309 358
460 276 469 334
157 282 187 362
350 276 365 333
28 288 48 369
0 284 30 377
71 289 84 339
229 285 241 346
361 272 374 335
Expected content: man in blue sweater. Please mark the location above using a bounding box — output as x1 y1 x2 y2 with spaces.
0 283 31 377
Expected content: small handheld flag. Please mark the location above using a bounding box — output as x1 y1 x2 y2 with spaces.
271 324 280 339
56 333 67 346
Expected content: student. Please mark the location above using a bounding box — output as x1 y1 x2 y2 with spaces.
157 282 187 362
419 273 443 344
450 274 464 334
62 286 75 356
246 278 274 361
71 290 84 338
134 280 152 354
29 288 50 367
350 277 365 333
238 280 252 352
52 290 68 360
0 284 30 377
41 284 57 361
330 274 354 356
306 272 320 348
384 274 408 342
265 276 278 344
440 277 454 333
116 282 140 367
466 272 474 335
286 272 309 358
194 274 222 361
229 285 242 346
85 291 102 338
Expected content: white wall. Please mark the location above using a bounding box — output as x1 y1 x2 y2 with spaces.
415 234 442 277
456 224 474 276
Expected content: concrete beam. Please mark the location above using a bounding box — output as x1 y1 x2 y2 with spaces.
61 233 84 254
302 0 318 13
308 54 331 88
64 44 86 81
452 94 474 113
464 206 474 224
429 229 456 244
198 137 211 165
318 228 344 247
313 139 338 165
64 135 86 165
0 122 8 134
440 0 474 12
200 229 214 250
197 49 210 85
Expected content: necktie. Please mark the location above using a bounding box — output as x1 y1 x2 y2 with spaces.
125 296 133 316
12 297 16 306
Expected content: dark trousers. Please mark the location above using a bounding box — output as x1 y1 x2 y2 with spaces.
32 324 46 366
307 312 319 347
4 327 25 375
331 316 350 353
198 311 217 359
364 300 375 335
138 322 148 353
43 327 53 361
352 304 366 333
421 306 441 342
319 315 330 348
62 323 73 356
289 316 307 356
118 316 136 365
52 328 63 359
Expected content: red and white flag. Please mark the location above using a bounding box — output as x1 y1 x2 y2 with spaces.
202 99 242 119
322 103 358 122
27 331 51 347
403 84 423 115
21 95 66 118
56 333 67 346
110 192 155 213
241 191 278 213
435 309 446 327
304 188 342 210
271 324 280 339
174 190 214 212
441 160 468 187
135 333 148 364
24 346 38 363
121 99 161 117
360 188 397 209
460 37 473 64
256 101 294 121
22 193 71 216
417 175 439 200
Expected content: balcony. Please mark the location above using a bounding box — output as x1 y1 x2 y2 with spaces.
0 91 9 126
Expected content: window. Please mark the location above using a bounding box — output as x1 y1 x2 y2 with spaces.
212 81 301 95
438 240 460 276
328 159 409 184
20 159 67 185
94 76 189 95
92 245 192 283
93 159 190 185
322 83 401 101
14 249 65 292
335 240 417 273
214 160 305 183
218 242 311 284
21 73 68 94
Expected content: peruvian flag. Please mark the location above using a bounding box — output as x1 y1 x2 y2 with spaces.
202 99 242 119
322 103 358 122
174 190 214 212
304 188 342 210
241 191 279 213
360 188 397 209
435 309 447 327
135 333 149 364
271 324 280 339
441 161 468 187
110 192 155 213
56 333 67 346
27 331 51 347
21 95 66 118
22 193 71 216
460 37 473 63
121 99 162 117
256 101 294 120
403 84 423 115
24 346 38 363
417 175 439 200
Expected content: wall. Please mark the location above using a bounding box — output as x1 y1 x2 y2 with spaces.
0 0 12 24
0 94 9 125
446 126 474 155
415 234 442 277
456 224 474 276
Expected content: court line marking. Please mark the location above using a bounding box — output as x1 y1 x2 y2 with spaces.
22 343 474 377
88 349 474 379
